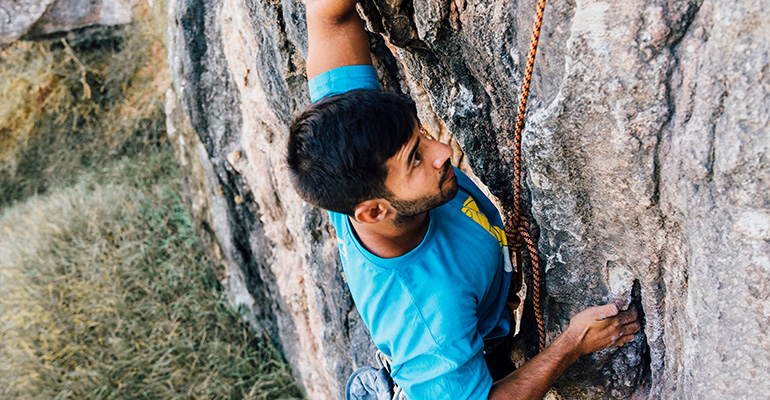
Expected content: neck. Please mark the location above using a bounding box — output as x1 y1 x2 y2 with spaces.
349 212 429 258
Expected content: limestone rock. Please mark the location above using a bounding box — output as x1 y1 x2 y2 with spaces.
0 0 137 43
164 0 770 398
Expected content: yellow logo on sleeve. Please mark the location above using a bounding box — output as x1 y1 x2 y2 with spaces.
461 196 508 247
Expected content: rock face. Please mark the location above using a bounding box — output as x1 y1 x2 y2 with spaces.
0 0 137 43
164 0 769 398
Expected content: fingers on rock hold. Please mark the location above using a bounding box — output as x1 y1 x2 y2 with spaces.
599 302 621 319
618 310 638 325
611 333 622 345
624 322 641 335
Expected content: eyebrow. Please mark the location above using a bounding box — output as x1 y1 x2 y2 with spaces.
406 136 421 168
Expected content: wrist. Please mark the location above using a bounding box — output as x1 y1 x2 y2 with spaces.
556 325 585 363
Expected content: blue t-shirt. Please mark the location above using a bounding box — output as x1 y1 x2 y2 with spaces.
310 65 512 399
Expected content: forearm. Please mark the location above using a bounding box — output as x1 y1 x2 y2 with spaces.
489 302 640 400
488 332 580 400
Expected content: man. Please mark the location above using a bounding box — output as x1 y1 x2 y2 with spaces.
287 1 640 398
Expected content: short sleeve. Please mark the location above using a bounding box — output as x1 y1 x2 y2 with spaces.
393 344 493 400
308 65 381 102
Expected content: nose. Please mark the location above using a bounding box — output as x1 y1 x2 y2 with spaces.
431 140 453 169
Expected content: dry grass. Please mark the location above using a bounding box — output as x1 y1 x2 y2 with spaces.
0 2 304 399
0 148 304 399
0 0 169 208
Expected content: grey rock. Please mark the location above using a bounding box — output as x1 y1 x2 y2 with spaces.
0 0 55 42
0 0 137 43
165 0 770 398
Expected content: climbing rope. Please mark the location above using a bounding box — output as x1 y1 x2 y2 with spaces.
504 0 548 352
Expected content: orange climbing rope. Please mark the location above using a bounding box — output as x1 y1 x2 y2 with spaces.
504 0 548 352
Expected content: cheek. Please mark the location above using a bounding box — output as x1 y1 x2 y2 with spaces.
418 167 441 188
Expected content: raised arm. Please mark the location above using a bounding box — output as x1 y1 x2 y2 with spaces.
305 0 372 80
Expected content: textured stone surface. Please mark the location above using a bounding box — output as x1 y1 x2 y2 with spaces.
0 0 55 42
164 0 769 398
0 0 137 43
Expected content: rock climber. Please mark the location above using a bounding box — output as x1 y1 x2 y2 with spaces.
286 0 641 398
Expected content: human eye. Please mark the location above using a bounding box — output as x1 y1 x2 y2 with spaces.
412 152 422 168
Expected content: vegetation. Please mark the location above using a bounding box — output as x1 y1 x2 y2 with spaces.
0 2 303 399
0 149 303 399
0 4 166 208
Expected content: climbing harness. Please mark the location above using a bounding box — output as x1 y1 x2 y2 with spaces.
504 0 549 352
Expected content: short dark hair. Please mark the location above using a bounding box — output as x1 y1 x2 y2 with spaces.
287 90 417 215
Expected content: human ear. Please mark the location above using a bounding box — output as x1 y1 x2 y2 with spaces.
352 200 391 224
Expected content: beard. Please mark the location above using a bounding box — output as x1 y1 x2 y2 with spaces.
388 164 459 226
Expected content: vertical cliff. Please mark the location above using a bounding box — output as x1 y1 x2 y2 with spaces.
164 0 770 398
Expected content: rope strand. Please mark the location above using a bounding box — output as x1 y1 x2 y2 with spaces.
507 0 548 353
